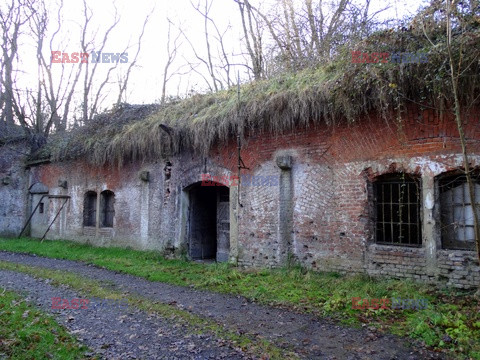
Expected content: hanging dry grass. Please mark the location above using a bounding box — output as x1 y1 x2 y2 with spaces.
40 20 480 166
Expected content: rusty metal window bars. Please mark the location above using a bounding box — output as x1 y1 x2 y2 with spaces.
374 174 422 246
439 174 479 251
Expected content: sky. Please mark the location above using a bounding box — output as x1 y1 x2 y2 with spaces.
40 0 252 106
13 0 428 117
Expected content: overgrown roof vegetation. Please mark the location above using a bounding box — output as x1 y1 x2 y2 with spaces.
36 103 161 163
40 6 480 166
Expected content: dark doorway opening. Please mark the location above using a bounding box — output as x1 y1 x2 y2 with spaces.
188 184 229 261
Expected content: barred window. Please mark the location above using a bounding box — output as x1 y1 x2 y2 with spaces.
100 190 115 228
439 174 479 250
374 174 422 246
83 191 97 227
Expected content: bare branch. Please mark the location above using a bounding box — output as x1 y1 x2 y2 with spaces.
116 6 154 105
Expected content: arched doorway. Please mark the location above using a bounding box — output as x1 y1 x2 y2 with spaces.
187 183 230 262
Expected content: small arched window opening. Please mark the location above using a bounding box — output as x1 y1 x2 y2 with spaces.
439 173 479 250
100 190 115 228
373 173 422 246
83 191 97 227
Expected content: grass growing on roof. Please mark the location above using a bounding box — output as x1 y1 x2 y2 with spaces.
37 19 480 166
0 237 479 358
0 288 89 359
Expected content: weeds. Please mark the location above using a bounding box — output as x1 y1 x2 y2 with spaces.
0 288 89 359
0 237 479 358
0 260 296 360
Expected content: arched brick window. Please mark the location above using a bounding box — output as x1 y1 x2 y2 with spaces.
439 173 479 250
83 191 97 227
100 190 115 228
373 173 422 246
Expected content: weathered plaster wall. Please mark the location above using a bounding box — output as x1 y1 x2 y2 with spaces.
0 141 28 237
28 152 237 256
28 160 158 248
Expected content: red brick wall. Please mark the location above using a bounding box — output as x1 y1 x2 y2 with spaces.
27 106 480 288
210 107 480 287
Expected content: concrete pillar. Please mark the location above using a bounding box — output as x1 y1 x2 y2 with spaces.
276 155 294 266
140 177 150 247
177 188 189 253
422 175 437 275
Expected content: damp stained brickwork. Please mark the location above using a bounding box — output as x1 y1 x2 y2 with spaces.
3 106 480 288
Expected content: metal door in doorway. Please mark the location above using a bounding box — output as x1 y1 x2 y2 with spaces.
216 189 230 262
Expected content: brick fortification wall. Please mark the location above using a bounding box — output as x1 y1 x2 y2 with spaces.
215 106 480 288
23 106 480 288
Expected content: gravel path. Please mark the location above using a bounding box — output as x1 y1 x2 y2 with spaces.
0 251 446 359
0 269 247 359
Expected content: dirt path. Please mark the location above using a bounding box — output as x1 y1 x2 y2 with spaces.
0 251 445 359
0 269 246 359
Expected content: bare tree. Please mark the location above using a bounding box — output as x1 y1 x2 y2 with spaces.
234 0 384 75
0 0 32 130
0 0 152 151
444 0 480 296
181 0 237 91
80 0 120 124
160 19 183 105
32 0 83 135
185 0 220 91
116 7 153 105
234 0 264 79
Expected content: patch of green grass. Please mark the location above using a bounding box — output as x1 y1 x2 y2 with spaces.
1 237 479 359
0 260 296 360
0 288 89 359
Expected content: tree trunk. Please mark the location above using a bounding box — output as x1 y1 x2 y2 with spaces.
446 0 480 296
